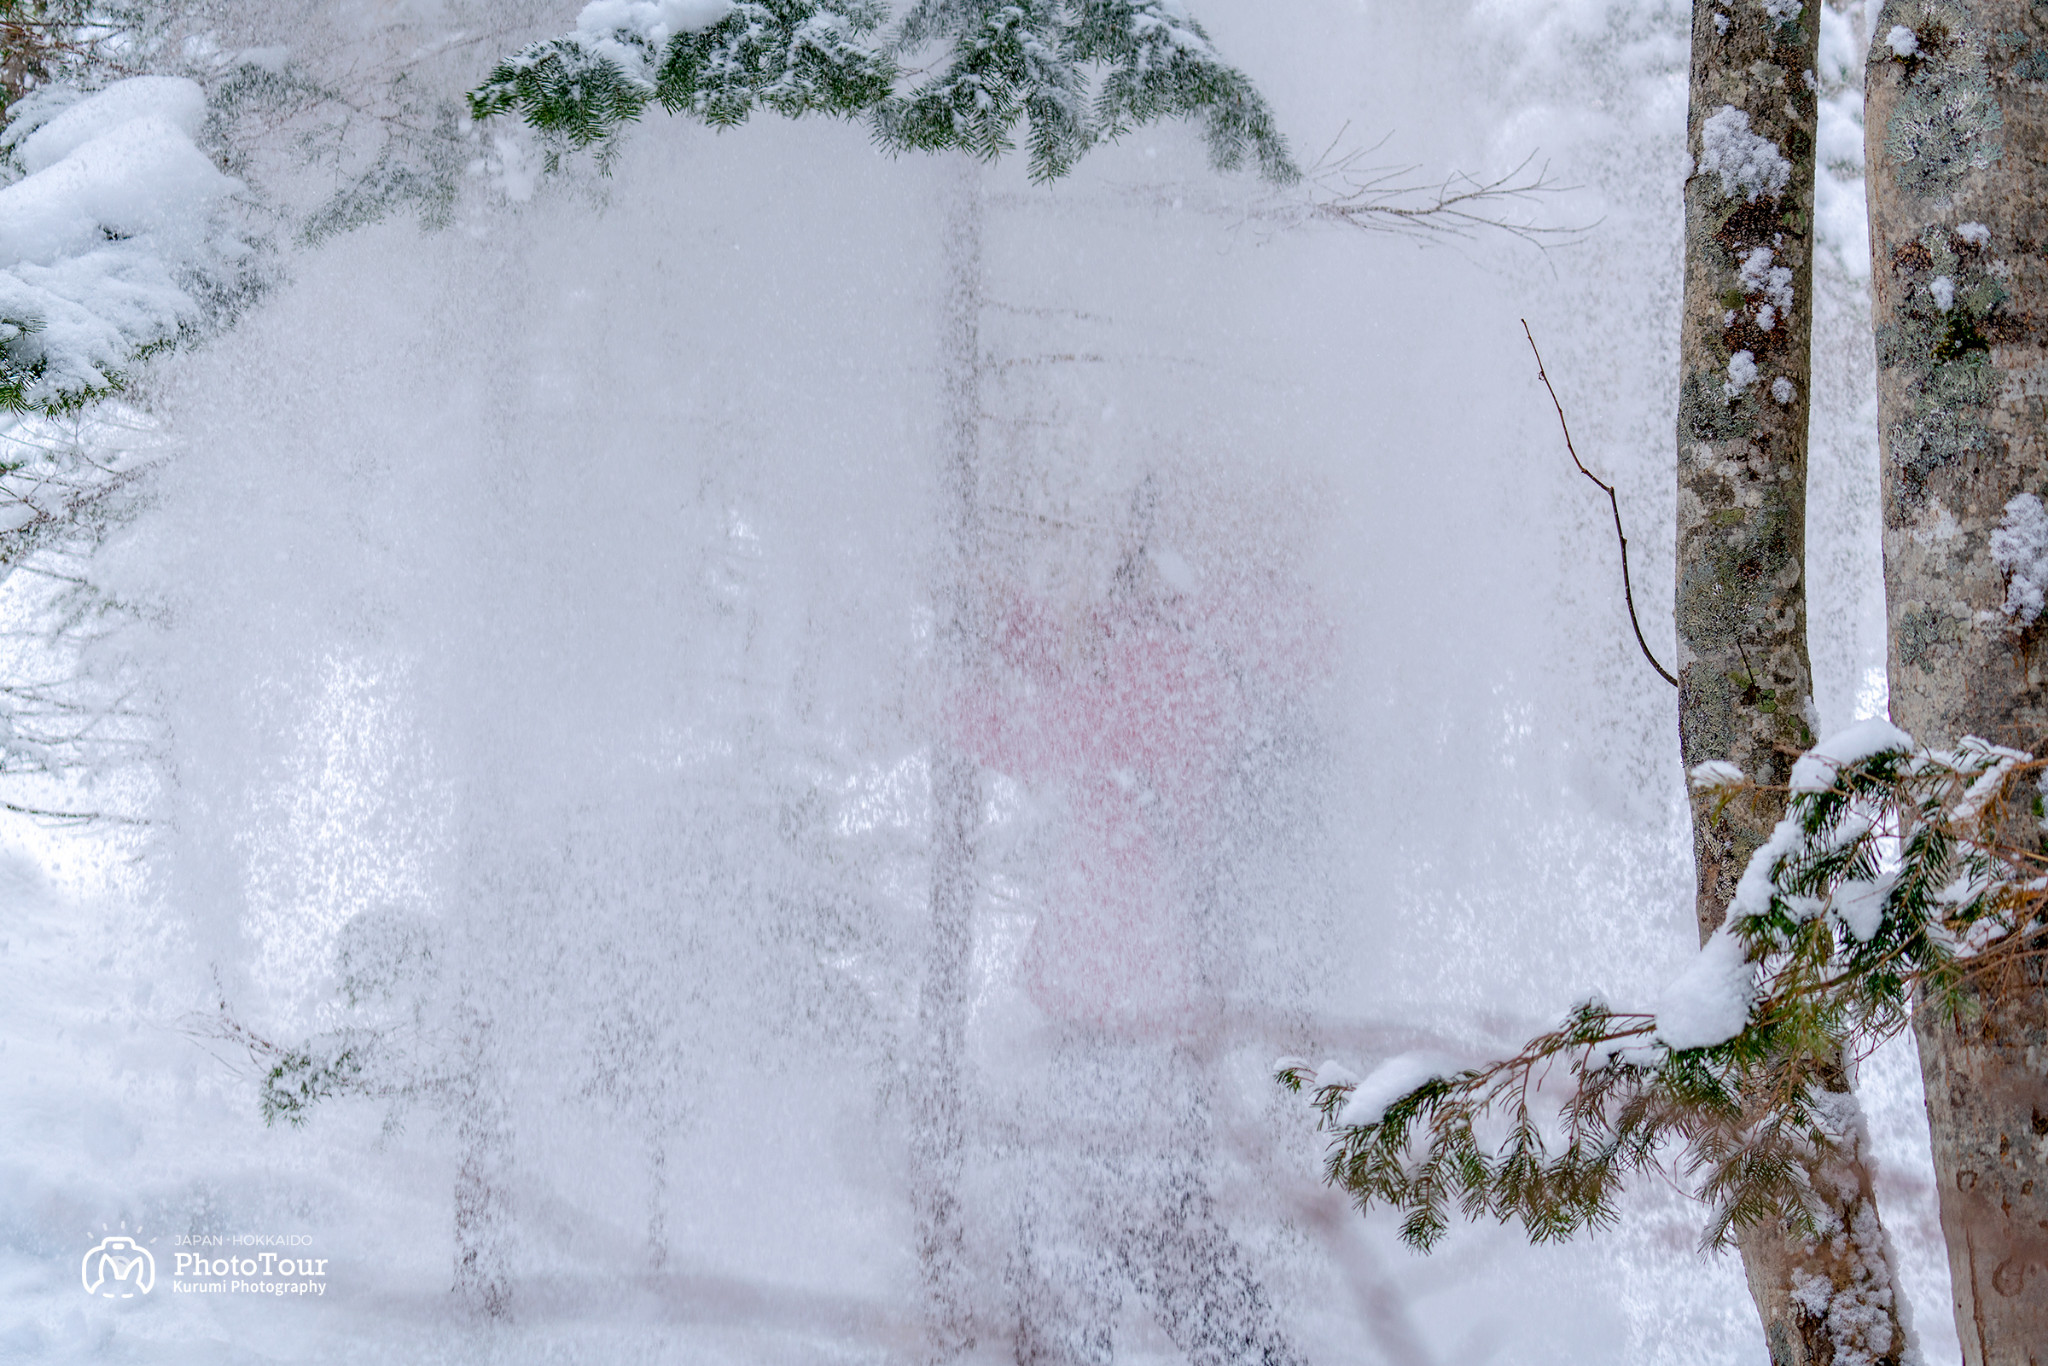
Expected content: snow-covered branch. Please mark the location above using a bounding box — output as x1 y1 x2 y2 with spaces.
1284 720 2048 1259
0 76 244 411
469 0 1297 184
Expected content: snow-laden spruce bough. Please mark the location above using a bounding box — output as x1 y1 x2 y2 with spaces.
0 75 244 412
1281 718 2048 1258
467 0 1298 183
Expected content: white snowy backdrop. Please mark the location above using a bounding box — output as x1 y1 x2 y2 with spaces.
0 2 1948 1363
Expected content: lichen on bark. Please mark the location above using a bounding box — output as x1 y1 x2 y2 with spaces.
1676 0 1822 945
1868 2 2048 1359
1676 4 1908 1362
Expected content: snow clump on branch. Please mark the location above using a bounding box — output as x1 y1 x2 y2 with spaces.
1699 105 1792 202
1336 1053 1457 1128
0 77 242 410
1652 927 1755 1050
1689 759 1746 790
573 0 735 84
1787 718 1916 793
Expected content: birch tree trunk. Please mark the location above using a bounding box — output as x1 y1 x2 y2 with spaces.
910 158 986 1364
1866 3 2048 1359
1677 6 1907 1362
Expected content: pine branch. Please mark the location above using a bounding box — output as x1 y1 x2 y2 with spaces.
1285 727 2048 1250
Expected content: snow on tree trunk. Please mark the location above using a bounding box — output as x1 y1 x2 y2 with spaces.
910 157 986 1363
1865 3 2048 1359
1677 6 1908 1363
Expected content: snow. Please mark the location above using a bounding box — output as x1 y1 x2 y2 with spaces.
1129 0 1217 56
1990 492 2048 626
1831 874 1893 942
570 0 734 85
1813 10 1870 280
1957 221 1990 246
1689 759 1745 790
1771 376 1795 404
575 0 733 46
1738 245 1794 313
0 78 240 404
1313 1059 1359 1091
1699 104 1792 202
1816 100 1864 170
12 77 207 176
1652 926 1754 1051
1950 737 2028 825
1336 1052 1459 1128
1789 718 1915 793
0 114 231 263
1783 1190 1913 1366
1724 348 1759 397
1885 25 1920 59
1761 0 1802 22
1927 275 1954 311
1718 722 1915 935
1151 547 1200 592
236 46 292 74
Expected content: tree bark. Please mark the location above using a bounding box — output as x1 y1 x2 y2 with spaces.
1866 3 2048 1360
911 157 986 1364
1677 5 1908 1362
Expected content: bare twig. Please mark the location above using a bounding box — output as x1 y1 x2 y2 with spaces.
1522 320 1678 688
1268 130 1593 247
0 797 131 823
1089 127 1590 249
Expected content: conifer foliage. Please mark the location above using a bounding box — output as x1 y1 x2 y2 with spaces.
1281 722 2048 1254
469 0 1297 182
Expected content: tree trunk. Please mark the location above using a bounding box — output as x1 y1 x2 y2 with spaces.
1865 3 2048 1359
1677 5 1908 1362
451 998 512 1318
910 157 986 1364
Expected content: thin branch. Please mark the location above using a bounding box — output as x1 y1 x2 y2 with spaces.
0 797 141 824
1090 130 1591 250
1522 320 1678 688
1274 137 1594 248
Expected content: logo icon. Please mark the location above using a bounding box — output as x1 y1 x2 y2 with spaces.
81 1235 155 1298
